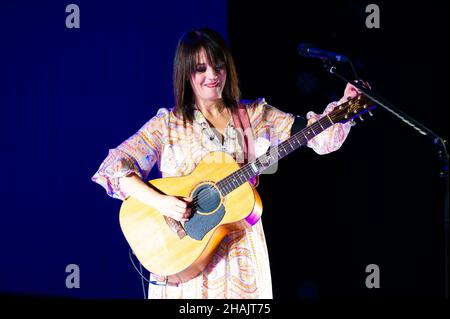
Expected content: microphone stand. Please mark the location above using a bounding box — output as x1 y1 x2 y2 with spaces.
323 61 449 299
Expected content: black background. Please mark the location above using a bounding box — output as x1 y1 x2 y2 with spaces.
229 0 448 298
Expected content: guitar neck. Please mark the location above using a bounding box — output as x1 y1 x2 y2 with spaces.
217 114 334 196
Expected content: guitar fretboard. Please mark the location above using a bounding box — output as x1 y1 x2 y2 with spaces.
217 114 334 196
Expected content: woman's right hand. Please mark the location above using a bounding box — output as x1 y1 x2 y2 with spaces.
154 195 193 222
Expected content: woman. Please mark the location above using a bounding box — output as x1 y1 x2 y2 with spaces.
92 28 360 298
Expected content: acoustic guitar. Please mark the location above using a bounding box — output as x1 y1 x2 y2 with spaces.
119 94 376 283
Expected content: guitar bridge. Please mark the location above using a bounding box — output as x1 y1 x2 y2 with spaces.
164 215 187 239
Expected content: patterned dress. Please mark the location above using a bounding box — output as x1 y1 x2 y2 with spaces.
91 97 351 298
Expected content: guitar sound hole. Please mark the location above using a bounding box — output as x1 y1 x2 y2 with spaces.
185 184 225 240
193 184 221 213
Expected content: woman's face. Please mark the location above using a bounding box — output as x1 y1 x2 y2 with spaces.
190 48 227 106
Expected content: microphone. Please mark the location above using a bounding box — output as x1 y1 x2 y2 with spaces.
297 43 349 62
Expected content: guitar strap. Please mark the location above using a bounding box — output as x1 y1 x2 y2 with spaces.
231 103 259 187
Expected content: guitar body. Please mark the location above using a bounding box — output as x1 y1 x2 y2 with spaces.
119 151 263 283
116 94 376 285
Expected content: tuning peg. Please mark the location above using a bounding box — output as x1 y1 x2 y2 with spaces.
368 110 374 117
359 115 364 121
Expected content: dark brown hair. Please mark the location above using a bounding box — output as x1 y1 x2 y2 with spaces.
173 28 240 123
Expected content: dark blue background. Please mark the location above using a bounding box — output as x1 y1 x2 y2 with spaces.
1 0 448 299
0 0 228 299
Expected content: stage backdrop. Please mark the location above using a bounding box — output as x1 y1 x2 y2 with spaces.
0 0 227 299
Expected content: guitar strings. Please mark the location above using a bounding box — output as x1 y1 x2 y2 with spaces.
190 115 334 207
190 124 311 207
188 117 328 208
190 116 331 207
188 97 366 208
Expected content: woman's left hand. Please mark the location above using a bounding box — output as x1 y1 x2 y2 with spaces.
341 80 371 102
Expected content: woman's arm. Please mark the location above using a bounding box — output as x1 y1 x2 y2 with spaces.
119 173 192 222
119 173 164 207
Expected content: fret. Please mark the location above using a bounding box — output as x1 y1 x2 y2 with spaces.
255 159 262 171
279 144 286 156
220 183 228 195
325 114 334 126
250 162 258 174
301 131 308 141
223 185 229 196
225 183 231 195
216 182 223 194
317 120 325 130
226 180 233 192
288 139 295 150
269 151 277 163
300 135 306 144
261 154 269 165
226 183 232 194
216 106 340 196
227 182 233 194
231 176 238 189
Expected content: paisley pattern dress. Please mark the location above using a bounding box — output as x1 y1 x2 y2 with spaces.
92 97 351 298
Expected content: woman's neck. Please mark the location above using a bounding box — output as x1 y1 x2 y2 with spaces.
196 100 227 118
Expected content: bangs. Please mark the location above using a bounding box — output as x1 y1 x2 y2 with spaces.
184 36 227 74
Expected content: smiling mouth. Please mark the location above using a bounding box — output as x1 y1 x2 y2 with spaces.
205 82 219 88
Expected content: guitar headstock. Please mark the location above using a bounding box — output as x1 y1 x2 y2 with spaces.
329 94 377 125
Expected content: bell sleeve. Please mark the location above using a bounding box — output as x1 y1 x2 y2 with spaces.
306 98 352 155
91 108 169 200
